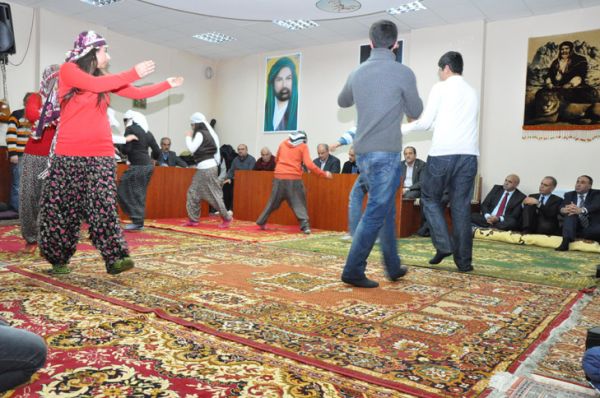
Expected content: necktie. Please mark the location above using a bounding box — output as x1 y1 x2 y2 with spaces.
539 196 545 206
578 194 589 228
495 192 509 217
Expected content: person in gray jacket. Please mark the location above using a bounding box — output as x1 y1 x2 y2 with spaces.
338 19 423 288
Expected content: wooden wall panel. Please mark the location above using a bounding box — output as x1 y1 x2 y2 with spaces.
233 170 405 233
116 164 207 220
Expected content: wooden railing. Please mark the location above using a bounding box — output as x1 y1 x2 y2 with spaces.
116 164 207 219
232 170 404 234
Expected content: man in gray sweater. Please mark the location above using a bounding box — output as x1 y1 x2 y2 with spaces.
338 20 423 288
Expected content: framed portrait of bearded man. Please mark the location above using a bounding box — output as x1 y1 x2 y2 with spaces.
523 28 600 141
264 53 301 132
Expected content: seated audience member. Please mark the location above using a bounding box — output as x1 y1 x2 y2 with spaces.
253 147 276 171
556 175 600 250
256 131 332 234
341 147 359 174
0 319 47 392
522 176 562 235
401 146 426 199
154 137 188 167
472 174 526 231
224 144 256 185
313 143 341 173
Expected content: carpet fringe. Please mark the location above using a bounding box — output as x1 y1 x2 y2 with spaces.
486 291 595 397
487 372 518 397
512 293 593 376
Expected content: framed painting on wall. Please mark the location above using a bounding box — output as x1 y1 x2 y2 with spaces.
264 53 301 132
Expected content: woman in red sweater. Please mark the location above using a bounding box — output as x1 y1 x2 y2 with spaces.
38 31 183 275
256 131 332 234
20 64 60 248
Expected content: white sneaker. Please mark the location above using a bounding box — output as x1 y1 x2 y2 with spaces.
341 234 352 241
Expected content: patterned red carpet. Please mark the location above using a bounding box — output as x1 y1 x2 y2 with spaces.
0 270 399 398
5 226 582 398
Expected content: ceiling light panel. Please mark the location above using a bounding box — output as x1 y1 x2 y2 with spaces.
80 0 122 7
193 32 236 43
273 20 319 31
387 1 427 15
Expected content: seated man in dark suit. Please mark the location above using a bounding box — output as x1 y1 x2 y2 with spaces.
522 176 562 235
472 174 526 231
341 147 359 174
313 143 340 173
154 137 188 167
401 146 426 199
556 175 600 251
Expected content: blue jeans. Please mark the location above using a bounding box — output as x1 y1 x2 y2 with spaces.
342 152 402 281
420 155 478 270
9 160 22 212
0 322 47 392
348 174 368 236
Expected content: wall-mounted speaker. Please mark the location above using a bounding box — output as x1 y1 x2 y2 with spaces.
360 41 403 64
0 2 16 55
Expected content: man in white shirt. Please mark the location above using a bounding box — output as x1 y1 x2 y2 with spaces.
402 51 479 273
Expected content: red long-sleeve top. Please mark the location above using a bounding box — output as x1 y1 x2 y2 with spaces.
56 62 171 157
23 92 56 156
274 140 326 180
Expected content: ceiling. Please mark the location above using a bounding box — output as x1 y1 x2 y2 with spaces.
9 0 600 59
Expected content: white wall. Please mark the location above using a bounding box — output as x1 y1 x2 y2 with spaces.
482 7 600 195
402 20 485 165
2 2 38 109
4 1 599 190
215 39 371 164
216 12 600 196
214 20 485 167
2 1 216 154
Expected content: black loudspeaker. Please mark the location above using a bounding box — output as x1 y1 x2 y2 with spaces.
0 2 16 55
359 41 403 64
586 327 600 350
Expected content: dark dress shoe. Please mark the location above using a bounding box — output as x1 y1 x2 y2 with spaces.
457 266 474 273
555 238 571 251
341 277 379 288
416 226 430 237
429 251 452 264
388 264 408 281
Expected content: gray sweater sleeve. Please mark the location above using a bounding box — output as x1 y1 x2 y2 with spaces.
402 69 424 119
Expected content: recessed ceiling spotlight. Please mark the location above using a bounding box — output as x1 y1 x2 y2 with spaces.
193 32 236 44
80 0 122 6
273 20 319 31
387 0 427 15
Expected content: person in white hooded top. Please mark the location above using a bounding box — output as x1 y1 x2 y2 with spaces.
183 112 233 228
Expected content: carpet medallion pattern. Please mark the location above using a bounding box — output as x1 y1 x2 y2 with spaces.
9 230 580 398
0 271 401 397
